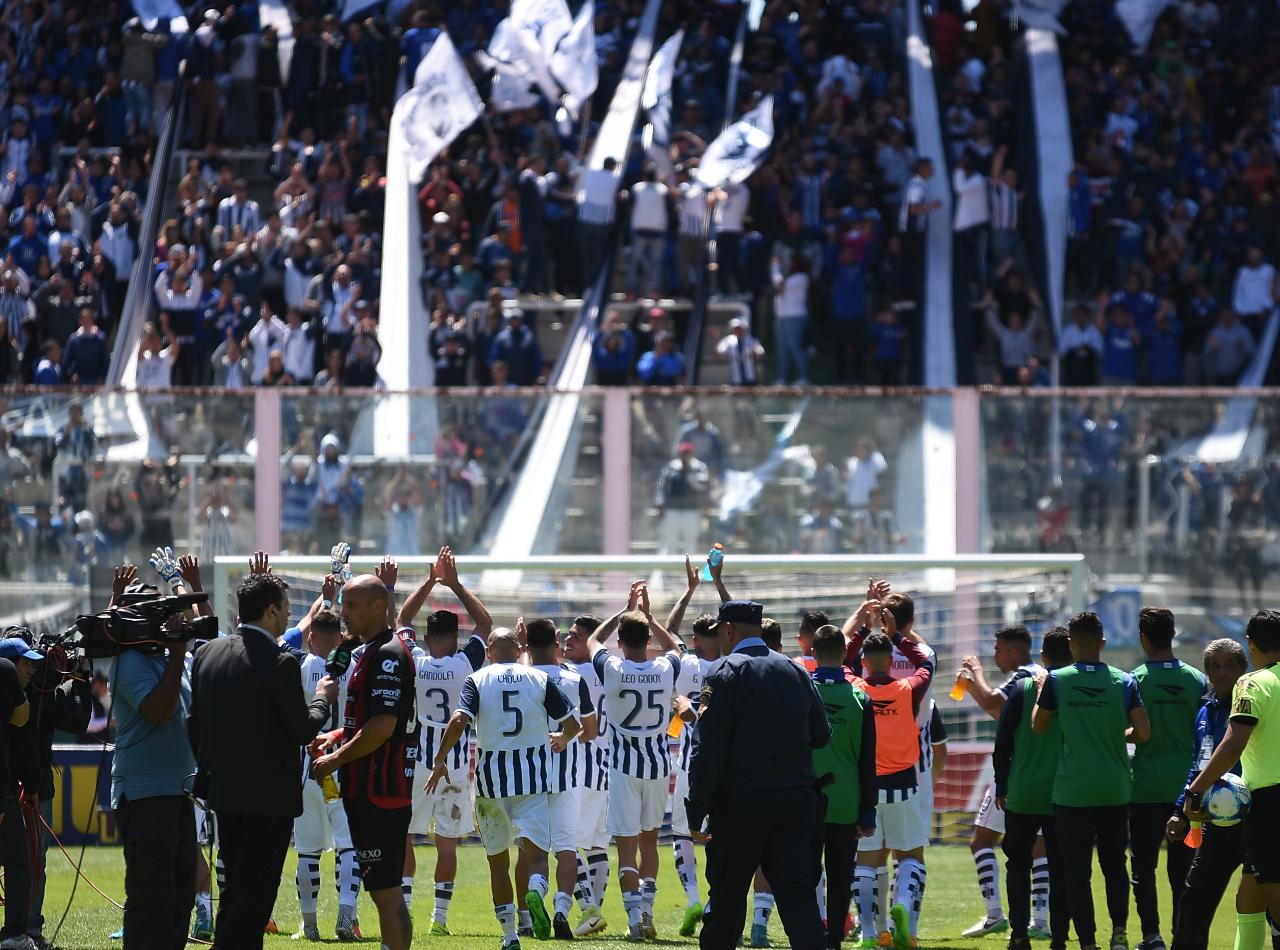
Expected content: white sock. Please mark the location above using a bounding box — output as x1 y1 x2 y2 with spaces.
854 866 878 936
297 855 320 916
623 889 643 927
496 903 518 940
529 873 550 899
434 881 454 925
196 889 213 920
894 858 927 936
554 891 573 917
575 852 594 910
1031 856 1050 929
401 875 414 909
753 891 775 928
519 908 533 930
587 849 610 907
974 847 1003 919
876 865 890 934
337 849 360 917
673 836 700 906
640 877 657 916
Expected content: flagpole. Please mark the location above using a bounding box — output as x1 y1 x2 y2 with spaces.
576 98 593 164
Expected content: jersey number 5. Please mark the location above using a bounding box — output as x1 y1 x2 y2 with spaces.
502 690 524 737
619 688 664 730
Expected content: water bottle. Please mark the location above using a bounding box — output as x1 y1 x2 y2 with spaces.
699 543 724 582
320 773 341 803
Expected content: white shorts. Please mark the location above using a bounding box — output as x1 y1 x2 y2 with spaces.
549 788 581 853
578 787 610 851
670 767 692 837
974 784 1005 835
195 804 216 846
294 777 354 854
409 766 474 838
858 793 929 853
476 794 551 856
605 770 667 838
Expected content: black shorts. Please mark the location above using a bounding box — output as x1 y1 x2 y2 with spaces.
1243 784 1280 884
343 798 411 893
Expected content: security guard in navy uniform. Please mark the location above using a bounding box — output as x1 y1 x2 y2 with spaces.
686 600 832 950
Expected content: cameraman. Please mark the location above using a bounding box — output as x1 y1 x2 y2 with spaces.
4 624 91 949
0 640 35 950
109 575 197 950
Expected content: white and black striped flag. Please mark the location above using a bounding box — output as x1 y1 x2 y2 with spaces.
695 95 774 190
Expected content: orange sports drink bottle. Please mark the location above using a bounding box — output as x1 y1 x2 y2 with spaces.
949 672 971 702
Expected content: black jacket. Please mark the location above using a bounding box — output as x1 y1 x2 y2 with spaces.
188 627 331 818
14 676 92 800
686 644 832 833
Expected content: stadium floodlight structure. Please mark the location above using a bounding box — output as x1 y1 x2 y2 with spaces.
213 552 1085 843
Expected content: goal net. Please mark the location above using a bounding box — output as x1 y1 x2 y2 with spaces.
212 553 1086 845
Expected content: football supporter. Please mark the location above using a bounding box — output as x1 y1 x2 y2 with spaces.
1032 611 1151 950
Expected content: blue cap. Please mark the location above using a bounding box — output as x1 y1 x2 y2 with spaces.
713 600 763 629
0 637 43 662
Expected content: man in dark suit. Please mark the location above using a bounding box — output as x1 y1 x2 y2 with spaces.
687 600 831 950
188 562 337 950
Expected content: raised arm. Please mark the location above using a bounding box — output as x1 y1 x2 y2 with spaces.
396 558 438 630
436 547 492 640
664 555 700 642
639 583 682 655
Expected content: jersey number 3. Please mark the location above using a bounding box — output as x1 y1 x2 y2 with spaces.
619 688 664 729
502 690 524 737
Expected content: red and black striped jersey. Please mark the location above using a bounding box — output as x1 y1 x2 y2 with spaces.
340 629 419 809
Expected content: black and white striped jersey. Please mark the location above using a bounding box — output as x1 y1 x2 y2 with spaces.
299 651 354 783
571 660 610 791
459 663 573 799
593 648 681 781
410 633 486 773
534 664 595 793
675 653 712 773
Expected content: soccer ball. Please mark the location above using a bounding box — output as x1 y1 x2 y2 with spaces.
1204 773 1251 826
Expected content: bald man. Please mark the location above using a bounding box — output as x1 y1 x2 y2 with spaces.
314 575 420 950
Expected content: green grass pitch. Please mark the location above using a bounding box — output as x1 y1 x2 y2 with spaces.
39 843 1238 948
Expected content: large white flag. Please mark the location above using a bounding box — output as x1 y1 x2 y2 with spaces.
129 0 187 32
641 28 681 147
695 96 774 189
510 0 573 103
1015 0 1070 33
395 33 484 182
549 0 598 116
1116 0 1173 49
479 19 542 111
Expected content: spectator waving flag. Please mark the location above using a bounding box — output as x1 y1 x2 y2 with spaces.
394 33 484 182
549 0 598 118
480 20 543 111
129 0 187 32
695 96 775 190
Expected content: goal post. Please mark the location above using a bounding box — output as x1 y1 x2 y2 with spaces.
211 552 1086 845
